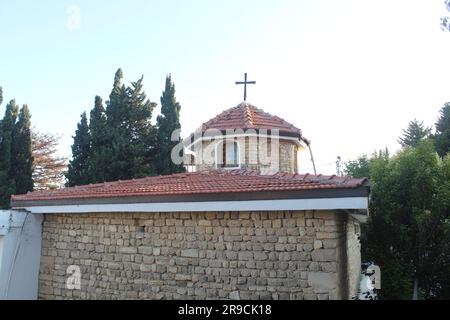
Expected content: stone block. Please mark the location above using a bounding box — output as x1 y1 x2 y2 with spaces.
175 274 192 281
272 219 282 228
120 247 137 254
229 291 240 300
181 249 199 258
307 272 337 291
314 240 323 250
238 252 253 261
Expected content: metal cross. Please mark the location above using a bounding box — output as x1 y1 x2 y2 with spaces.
235 73 256 101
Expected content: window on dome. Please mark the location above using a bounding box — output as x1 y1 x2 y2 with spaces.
216 139 240 169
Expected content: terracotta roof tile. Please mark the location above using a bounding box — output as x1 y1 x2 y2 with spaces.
11 169 368 203
200 102 302 136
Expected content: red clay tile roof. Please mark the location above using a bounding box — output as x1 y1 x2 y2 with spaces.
11 169 368 204
200 102 303 137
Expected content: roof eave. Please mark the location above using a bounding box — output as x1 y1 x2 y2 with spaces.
11 185 370 211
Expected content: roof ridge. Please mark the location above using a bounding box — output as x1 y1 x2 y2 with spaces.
243 104 254 127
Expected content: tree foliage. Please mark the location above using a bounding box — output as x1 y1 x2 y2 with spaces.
346 142 450 299
103 71 157 182
66 112 91 186
156 75 185 175
0 95 34 208
398 119 431 148
0 100 19 208
87 96 109 183
12 105 34 194
67 69 169 186
344 154 371 178
32 129 68 190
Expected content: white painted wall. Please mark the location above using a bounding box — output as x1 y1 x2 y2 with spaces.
0 236 4 275
0 210 43 300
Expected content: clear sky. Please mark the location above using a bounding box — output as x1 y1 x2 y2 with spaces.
1 0 450 174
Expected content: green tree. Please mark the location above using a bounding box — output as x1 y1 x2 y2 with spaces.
68 69 159 184
104 70 157 181
66 112 91 186
103 68 128 182
12 105 34 194
87 96 109 183
126 76 157 178
435 103 450 158
357 142 450 299
344 154 370 178
398 119 431 148
0 100 18 208
105 68 127 129
156 75 185 175
0 86 3 106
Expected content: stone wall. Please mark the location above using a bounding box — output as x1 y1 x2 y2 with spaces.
279 141 297 174
346 217 362 299
38 210 353 300
193 138 298 173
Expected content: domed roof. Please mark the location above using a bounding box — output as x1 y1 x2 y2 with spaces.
200 102 303 138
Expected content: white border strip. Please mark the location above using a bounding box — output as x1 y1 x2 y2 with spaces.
19 197 368 214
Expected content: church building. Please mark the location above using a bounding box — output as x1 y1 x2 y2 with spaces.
3 99 370 300
184 102 310 174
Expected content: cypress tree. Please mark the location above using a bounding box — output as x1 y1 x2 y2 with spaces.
67 69 159 184
0 100 19 208
106 68 128 129
12 105 34 194
105 68 130 181
105 69 156 181
66 112 91 186
156 75 185 175
127 76 157 178
88 96 109 183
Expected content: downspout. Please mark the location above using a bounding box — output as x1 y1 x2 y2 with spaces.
302 137 317 175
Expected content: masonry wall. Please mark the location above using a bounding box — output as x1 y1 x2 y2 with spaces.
193 138 299 173
346 218 362 299
38 210 354 300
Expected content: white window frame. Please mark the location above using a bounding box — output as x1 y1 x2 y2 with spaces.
215 139 241 170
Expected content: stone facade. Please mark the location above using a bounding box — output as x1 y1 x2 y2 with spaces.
346 218 362 299
191 137 300 173
38 210 360 300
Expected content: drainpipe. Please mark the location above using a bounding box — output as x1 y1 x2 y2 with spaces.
302 138 317 175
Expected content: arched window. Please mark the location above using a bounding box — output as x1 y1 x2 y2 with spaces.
215 139 240 169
